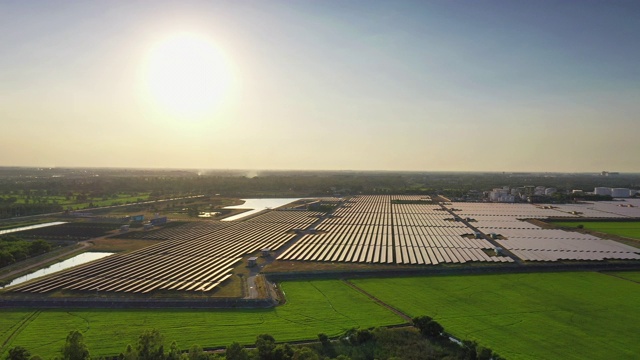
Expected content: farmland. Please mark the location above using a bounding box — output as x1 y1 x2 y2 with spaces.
3 273 639 359
352 272 640 360
0 280 404 357
551 221 640 240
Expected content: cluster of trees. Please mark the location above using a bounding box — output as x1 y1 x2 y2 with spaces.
3 318 506 360
0 236 52 267
0 203 64 219
412 316 504 360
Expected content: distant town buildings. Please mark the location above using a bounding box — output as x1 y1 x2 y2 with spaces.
594 187 634 198
488 187 515 203
488 186 557 203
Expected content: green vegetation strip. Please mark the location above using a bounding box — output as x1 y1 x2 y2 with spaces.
352 272 640 360
551 221 640 240
0 280 403 357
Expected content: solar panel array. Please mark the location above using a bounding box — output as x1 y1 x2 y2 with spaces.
278 195 513 265
10 210 321 294
445 202 640 262
9 197 640 293
450 200 640 219
118 222 233 240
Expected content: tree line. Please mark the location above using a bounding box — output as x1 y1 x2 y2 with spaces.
4 169 637 219
3 317 505 360
0 235 52 268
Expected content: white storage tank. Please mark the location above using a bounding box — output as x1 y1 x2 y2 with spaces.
611 188 630 198
594 187 612 196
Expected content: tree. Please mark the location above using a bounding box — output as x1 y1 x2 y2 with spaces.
166 341 181 360
187 345 206 360
28 240 51 256
412 316 444 339
334 356 351 360
353 329 374 345
317 333 335 358
6 346 30 360
0 251 15 267
225 342 248 360
412 316 432 331
291 347 318 360
120 344 136 360
61 330 90 360
423 320 444 339
137 329 164 360
272 344 294 360
476 346 493 360
461 340 478 360
255 334 276 360
317 333 329 347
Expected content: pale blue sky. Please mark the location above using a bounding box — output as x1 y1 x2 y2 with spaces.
1 1 639 172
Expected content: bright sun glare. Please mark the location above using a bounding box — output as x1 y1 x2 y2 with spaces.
145 32 232 117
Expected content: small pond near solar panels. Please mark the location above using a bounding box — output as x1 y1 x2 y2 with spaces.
222 198 302 221
0 222 67 236
1 252 114 289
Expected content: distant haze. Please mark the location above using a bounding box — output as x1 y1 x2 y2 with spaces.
1 1 639 172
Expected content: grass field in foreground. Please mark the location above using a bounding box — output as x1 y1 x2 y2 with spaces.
352 272 640 360
608 271 640 283
551 221 640 240
0 280 403 357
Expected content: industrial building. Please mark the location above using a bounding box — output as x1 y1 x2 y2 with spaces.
594 187 632 198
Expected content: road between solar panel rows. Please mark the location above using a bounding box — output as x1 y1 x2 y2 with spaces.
0 280 404 357
351 272 640 360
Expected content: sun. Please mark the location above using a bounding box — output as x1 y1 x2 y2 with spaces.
144 32 232 117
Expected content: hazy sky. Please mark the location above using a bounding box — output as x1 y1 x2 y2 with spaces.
1 1 639 172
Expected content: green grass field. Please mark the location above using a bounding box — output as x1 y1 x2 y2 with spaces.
607 271 640 283
551 221 640 240
0 280 404 357
352 272 640 360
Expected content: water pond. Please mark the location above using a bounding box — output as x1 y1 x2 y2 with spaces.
1 252 114 289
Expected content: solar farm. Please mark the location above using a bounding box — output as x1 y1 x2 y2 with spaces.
5 196 640 295
278 195 513 265
450 201 640 262
8 210 323 294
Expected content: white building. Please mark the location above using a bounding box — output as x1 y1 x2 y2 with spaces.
594 187 612 196
489 188 515 203
611 188 630 198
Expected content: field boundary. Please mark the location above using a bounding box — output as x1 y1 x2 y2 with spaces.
341 279 412 323
599 271 640 284
266 262 640 282
0 297 276 309
0 310 41 354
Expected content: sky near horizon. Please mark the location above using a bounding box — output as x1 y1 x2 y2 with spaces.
1 1 639 172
